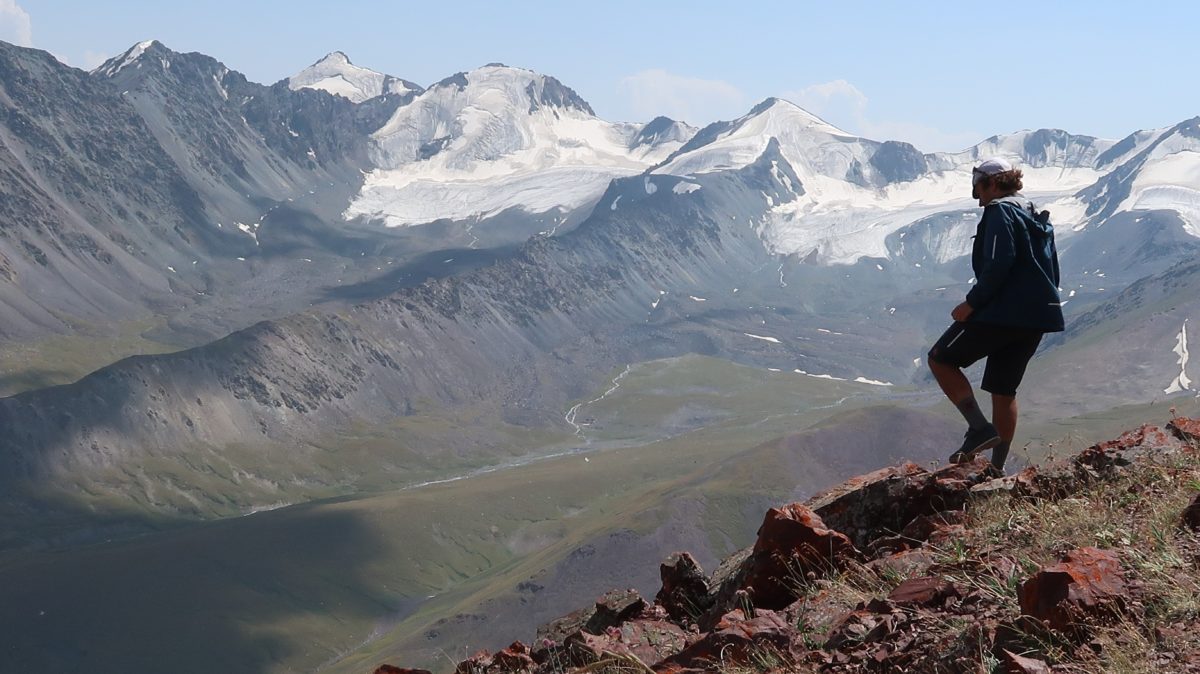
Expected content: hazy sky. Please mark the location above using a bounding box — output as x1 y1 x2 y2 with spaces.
6 1 1198 151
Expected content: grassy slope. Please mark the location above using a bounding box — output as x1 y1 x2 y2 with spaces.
0 315 176 397
0 356 883 674
2 353 1196 674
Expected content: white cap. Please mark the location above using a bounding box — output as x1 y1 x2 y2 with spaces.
972 157 1014 185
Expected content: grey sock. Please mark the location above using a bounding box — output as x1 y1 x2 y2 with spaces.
991 440 1011 470
954 395 990 431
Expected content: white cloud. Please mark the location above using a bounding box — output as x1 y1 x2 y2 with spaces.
781 80 982 152
0 0 32 47
617 69 747 126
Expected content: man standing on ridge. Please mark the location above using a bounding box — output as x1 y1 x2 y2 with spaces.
927 158 1065 471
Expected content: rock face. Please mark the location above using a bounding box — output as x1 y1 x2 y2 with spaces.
1019 547 1128 634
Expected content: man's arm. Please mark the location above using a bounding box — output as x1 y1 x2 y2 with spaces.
965 206 1017 310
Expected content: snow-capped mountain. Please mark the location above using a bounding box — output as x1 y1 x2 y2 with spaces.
287 51 422 103
345 64 697 227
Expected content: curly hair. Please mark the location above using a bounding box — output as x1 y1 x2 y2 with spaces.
982 169 1024 195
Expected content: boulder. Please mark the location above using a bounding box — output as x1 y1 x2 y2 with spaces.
1167 415 1200 445
1019 547 1127 633
563 618 690 668
584 588 646 634
655 552 712 625
741 504 858 610
654 608 800 672
808 459 996 551
886 577 961 608
532 606 592 663
490 642 535 673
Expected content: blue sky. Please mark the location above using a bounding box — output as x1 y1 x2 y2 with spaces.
4 1 1198 151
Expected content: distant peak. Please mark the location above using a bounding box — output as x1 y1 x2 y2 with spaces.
745 96 849 134
94 39 169 76
315 51 353 66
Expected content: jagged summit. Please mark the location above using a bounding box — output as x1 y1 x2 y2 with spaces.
421 63 595 115
345 62 693 227
287 51 422 103
92 39 169 77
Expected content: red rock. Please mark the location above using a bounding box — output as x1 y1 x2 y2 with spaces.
1183 493 1200 531
654 609 800 672
655 552 712 625
865 548 937 579
564 617 690 668
807 458 996 551
1077 425 1184 478
1019 547 1127 633
454 650 492 674
373 667 433 674
490 641 534 673
1169 416 1200 445
886 576 961 608
741 504 858 610
1000 648 1053 674
584 588 646 634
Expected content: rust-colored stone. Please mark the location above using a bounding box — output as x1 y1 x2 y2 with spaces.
1019 547 1127 633
655 551 712 625
741 503 858 610
654 609 799 672
565 618 690 668
1000 648 1052 674
1167 416 1200 445
886 576 961 608
490 641 534 673
808 458 996 551
584 588 646 634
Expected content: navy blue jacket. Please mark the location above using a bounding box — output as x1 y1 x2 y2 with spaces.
965 195 1065 333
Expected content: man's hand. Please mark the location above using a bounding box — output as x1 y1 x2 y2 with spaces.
951 301 974 322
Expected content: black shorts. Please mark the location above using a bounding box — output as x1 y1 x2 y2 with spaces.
928 322 1043 396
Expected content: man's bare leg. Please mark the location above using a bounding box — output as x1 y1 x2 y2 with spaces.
990 393 1018 470
928 356 972 404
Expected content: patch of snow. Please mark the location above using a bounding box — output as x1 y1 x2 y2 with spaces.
644 177 658 194
347 66 691 227
1116 149 1200 238
744 333 781 344
611 195 622 211
854 376 893 386
1165 321 1192 394
689 296 707 302
672 182 701 194
793 369 846 381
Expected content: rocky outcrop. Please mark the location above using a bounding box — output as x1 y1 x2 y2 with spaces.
374 418 1200 673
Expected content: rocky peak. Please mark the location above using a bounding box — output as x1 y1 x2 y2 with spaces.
288 51 421 103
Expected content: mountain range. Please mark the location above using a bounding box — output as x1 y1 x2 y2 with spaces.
0 37 1199 674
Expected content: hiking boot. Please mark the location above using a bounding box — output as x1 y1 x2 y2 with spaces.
990 443 1010 471
949 424 1000 463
